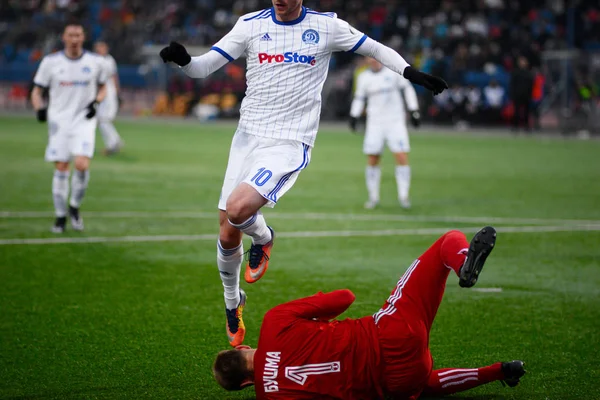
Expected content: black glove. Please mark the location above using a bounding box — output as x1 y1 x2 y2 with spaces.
118 96 123 109
409 110 421 128
403 66 448 96
36 108 47 123
85 100 98 119
160 41 192 66
349 116 358 132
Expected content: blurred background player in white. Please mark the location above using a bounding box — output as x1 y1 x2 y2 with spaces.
94 41 124 156
350 57 420 210
159 0 447 348
31 22 107 233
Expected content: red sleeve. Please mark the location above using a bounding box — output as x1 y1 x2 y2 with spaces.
266 289 355 322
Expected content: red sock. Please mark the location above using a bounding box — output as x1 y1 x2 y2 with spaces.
422 363 504 396
440 230 469 276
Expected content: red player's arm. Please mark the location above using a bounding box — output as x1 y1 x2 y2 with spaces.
266 289 356 322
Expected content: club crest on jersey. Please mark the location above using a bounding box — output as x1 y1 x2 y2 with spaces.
82 66 91 73
302 29 320 45
258 52 316 66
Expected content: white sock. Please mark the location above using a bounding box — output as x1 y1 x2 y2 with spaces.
69 170 90 208
229 212 272 245
365 165 381 202
52 170 70 217
217 241 243 310
99 121 122 149
395 165 411 201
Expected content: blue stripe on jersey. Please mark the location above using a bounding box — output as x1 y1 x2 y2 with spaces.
210 46 234 62
270 6 307 25
268 144 310 203
243 8 269 21
349 34 368 53
306 10 335 18
258 10 272 19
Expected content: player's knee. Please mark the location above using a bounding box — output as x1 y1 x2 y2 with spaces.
443 230 466 241
74 157 89 172
55 161 70 172
225 199 250 225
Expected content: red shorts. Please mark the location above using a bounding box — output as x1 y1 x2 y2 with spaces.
376 304 432 399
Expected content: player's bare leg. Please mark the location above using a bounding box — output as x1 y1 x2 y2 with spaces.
226 183 274 284
68 155 91 231
51 161 70 233
422 360 526 396
393 152 411 209
364 154 381 209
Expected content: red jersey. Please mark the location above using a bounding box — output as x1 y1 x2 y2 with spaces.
253 290 383 400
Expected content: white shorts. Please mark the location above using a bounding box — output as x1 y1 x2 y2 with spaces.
45 119 96 162
97 96 118 122
363 120 410 155
218 131 311 210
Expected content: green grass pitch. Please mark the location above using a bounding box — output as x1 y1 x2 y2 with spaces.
1 116 599 399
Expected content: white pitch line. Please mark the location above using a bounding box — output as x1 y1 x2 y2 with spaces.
0 210 598 226
472 288 503 293
1 224 599 246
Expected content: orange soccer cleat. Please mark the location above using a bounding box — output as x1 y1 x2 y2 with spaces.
244 227 274 284
225 289 247 347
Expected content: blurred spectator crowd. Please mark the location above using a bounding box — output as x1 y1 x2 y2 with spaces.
0 0 598 128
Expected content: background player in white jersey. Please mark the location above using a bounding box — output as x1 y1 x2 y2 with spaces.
31 22 108 233
350 57 420 210
94 41 124 156
159 0 448 348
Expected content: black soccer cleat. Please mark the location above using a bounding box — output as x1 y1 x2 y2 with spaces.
501 360 526 387
68 205 84 232
459 226 496 288
51 216 67 234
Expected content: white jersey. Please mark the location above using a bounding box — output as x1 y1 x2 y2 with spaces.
200 7 369 146
350 67 419 122
34 51 108 129
102 54 118 102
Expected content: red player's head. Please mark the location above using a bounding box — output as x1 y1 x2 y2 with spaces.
213 345 256 391
272 0 303 20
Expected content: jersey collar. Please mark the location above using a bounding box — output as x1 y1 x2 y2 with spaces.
62 50 86 61
271 6 306 26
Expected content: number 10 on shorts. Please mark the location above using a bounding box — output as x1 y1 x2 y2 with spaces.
251 167 272 187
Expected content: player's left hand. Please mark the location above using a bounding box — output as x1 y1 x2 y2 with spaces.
85 101 98 119
118 96 123 109
403 66 448 96
349 117 358 132
410 111 421 128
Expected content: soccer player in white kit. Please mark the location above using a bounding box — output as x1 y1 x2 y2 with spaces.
350 57 420 209
159 0 448 348
94 41 124 156
31 23 108 233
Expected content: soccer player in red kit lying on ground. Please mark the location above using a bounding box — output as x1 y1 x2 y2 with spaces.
213 227 526 399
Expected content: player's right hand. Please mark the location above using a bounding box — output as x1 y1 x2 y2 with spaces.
403 66 448 96
349 117 358 132
159 42 192 67
410 111 421 128
36 108 47 123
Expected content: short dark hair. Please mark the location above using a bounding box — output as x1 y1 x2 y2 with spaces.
63 20 84 32
213 350 247 391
